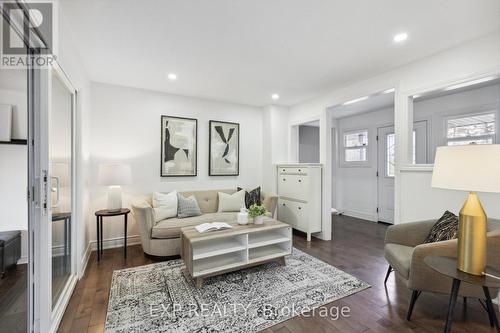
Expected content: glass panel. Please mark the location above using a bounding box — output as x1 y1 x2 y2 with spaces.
447 138 493 146
345 147 366 162
386 133 395 177
344 131 368 147
50 73 73 308
447 113 495 139
0 66 28 331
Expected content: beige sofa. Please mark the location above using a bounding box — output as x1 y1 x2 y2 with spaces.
132 189 278 257
384 218 500 320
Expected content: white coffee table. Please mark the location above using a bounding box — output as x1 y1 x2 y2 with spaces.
180 219 292 288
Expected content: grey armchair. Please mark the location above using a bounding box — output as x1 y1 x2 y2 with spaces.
384 218 500 320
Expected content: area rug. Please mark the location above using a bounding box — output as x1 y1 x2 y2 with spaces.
105 248 370 332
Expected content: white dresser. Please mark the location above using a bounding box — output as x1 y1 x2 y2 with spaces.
276 164 322 241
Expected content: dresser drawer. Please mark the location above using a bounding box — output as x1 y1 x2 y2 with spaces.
277 198 307 230
278 167 307 175
278 174 309 201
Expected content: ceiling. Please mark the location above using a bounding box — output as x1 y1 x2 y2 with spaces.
60 0 500 107
328 91 394 119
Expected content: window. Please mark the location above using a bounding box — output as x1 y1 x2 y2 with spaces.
446 113 495 146
344 130 368 163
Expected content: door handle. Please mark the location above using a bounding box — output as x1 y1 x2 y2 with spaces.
51 176 60 208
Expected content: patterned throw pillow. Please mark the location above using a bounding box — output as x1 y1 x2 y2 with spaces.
424 210 459 243
237 186 261 209
177 194 202 218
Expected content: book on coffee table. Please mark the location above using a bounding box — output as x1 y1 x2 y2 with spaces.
195 222 232 233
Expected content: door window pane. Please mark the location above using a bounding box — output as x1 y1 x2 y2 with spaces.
345 147 367 162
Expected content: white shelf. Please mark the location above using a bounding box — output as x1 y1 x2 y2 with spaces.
248 233 290 249
249 244 289 263
193 251 246 277
192 238 246 260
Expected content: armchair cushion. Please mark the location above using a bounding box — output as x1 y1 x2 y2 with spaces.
423 210 458 243
384 243 414 279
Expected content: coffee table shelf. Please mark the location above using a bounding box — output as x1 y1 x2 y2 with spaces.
192 236 246 260
181 220 292 288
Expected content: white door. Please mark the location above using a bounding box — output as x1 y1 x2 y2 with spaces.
377 126 395 223
34 62 78 333
377 121 428 224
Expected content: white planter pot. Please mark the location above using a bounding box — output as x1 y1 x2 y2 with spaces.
254 215 265 225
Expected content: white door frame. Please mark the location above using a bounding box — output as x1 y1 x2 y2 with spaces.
376 125 395 224
35 61 78 333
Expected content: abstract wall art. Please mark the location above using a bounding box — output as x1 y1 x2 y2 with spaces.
161 116 197 177
209 120 239 176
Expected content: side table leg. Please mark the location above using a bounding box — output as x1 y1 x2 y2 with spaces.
100 216 103 256
483 287 500 332
124 213 128 259
96 216 100 261
444 278 461 333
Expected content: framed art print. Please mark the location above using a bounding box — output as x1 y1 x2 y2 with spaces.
209 120 239 176
161 116 197 176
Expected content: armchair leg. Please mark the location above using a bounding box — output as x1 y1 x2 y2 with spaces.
384 265 393 285
407 290 421 321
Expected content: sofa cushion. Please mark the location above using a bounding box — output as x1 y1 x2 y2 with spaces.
151 212 238 239
238 186 261 208
177 194 202 218
178 189 236 214
384 243 414 280
218 190 246 212
152 191 178 222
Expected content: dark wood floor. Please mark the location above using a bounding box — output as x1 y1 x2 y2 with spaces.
58 215 497 332
0 263 27 333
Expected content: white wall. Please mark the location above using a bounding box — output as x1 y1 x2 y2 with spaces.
298 125 319 163
288 31 500 224
89 82 264 244
262 105 289 194
333 107 394 220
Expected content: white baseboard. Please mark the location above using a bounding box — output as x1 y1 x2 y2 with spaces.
338 209 377 222
90 234 141 251
17 256 28 265
79 242 92 279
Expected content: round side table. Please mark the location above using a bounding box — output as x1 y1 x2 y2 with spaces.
95 209 130 261
424 256 500 333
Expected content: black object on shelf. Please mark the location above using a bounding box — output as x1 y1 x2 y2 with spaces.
0 139 28 145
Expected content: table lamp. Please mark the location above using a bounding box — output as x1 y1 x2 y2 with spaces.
431 144 500 275
98 164 132 212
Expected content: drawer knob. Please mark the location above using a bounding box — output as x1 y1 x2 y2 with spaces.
298 169 301 172
282 203 286 206
298 179 301 182
298 207 302 210
283 178 286 181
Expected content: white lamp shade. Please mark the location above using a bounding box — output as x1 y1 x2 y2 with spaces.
98 164 132 186
431 144 500 193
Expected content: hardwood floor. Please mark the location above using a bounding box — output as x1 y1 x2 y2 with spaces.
58 215 497 332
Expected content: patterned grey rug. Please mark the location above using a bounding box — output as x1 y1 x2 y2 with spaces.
105 248 370 332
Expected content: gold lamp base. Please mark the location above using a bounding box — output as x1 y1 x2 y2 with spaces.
457 192 487 276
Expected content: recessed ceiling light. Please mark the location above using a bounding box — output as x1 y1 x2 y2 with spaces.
343 96 369 105
382 88 395 94
167 73 177 81
444 76 495 91
393 32 408 43
271 94 280 100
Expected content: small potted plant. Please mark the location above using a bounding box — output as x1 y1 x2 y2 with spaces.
248 204 267 225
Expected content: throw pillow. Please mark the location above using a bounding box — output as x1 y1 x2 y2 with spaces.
237 186 261 209
424 210 459 243
177 194 202 218
218 190 246 212
152 191 178 222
